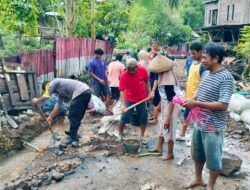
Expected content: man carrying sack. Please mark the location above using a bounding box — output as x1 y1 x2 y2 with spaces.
118 58 154 142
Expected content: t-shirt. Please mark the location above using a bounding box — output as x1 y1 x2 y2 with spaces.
48 78 90 106
196 69 234 132
185 57 193 76
186 61 205 98
88 57 107 85
119 66 149 102
108 60 125 87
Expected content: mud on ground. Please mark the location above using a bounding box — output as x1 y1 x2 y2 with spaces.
1 112 249 190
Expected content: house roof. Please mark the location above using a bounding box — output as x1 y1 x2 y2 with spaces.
202 0 218 4
201 24 250 31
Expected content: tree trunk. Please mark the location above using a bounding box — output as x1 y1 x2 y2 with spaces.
65 0 74 37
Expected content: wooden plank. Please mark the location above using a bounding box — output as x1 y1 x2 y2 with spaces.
1 59 16 106
28 74 35 99
16 74 29 100
0 92 31 111
33 73 40 97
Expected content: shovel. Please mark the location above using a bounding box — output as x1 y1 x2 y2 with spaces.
23 141 61 153
35 104 61 142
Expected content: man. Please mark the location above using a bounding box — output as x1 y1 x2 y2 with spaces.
108 53 125 103
179 43 205 137
183 44 233 190
88 48 112 113
118 58 153 141
46 78 92 148
32 81 67 124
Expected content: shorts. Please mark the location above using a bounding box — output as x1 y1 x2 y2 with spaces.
93 82 111 97
120 101 147 125
183 108 190 120
191 128 224 170
110 87 120 101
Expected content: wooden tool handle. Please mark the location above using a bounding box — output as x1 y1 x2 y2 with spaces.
115 97 150 116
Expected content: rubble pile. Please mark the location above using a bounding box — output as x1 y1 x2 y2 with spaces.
3 150 85 190
0 109 45 155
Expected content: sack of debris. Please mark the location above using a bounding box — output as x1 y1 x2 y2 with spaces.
241 109 250 125
229 111 241 122
229 94 250 114
147 54 174 73
88 94 106 114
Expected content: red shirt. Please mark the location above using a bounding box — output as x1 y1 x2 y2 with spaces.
119 66 149 102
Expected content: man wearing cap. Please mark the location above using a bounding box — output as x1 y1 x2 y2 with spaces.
118 58 153 142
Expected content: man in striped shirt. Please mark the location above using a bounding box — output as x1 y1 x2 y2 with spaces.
183 44 233 190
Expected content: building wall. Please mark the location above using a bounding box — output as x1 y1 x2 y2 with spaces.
204 0 250 26
219 0 241 25
204 2 219 26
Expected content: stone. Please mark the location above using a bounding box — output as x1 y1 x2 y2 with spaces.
56 151 64 156
234 130 244 135
220 151 243 176
26 109 34 116
29 180 40 187
235 185 249 190
51 171 64 182
232 134 243 139
65 169 75 176
18 114 29 121
14 179 29 189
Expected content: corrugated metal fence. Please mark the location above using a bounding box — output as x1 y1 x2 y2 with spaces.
21 49 55 83
21 37 112 82
56 38 112 77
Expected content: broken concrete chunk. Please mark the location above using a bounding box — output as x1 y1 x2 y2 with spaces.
232 134 243 139
6 115 18 129
26 109 34 116
51 171 64 182
220 151 243 176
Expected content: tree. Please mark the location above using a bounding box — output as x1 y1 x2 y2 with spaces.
0 0 38 35
235 26 250 78
181 0 204 29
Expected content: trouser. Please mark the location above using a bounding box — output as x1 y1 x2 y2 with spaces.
68 90 91 139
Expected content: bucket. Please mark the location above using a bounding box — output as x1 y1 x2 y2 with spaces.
124 139 140 154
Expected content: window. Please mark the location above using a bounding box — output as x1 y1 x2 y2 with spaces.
227 5 230 21
209 10 212 24
232 4 235 20
212 9 218 25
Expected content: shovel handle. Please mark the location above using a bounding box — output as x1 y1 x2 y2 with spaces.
36 104 57 138
115 97 150 116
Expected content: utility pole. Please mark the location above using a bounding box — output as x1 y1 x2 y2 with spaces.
91 0 96 39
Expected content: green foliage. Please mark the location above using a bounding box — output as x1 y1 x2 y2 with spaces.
235 26 250 59
123 0 192 49
0 0 39 35
0 33 53 57
74 0 129 39
181 0 204 29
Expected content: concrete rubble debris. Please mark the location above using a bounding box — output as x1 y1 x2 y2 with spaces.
51 170 64 182
220 151 243 176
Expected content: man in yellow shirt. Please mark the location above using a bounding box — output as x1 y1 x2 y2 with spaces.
179 43 205 137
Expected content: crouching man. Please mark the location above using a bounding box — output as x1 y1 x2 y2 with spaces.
183 44 233 190
47 78 92 148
